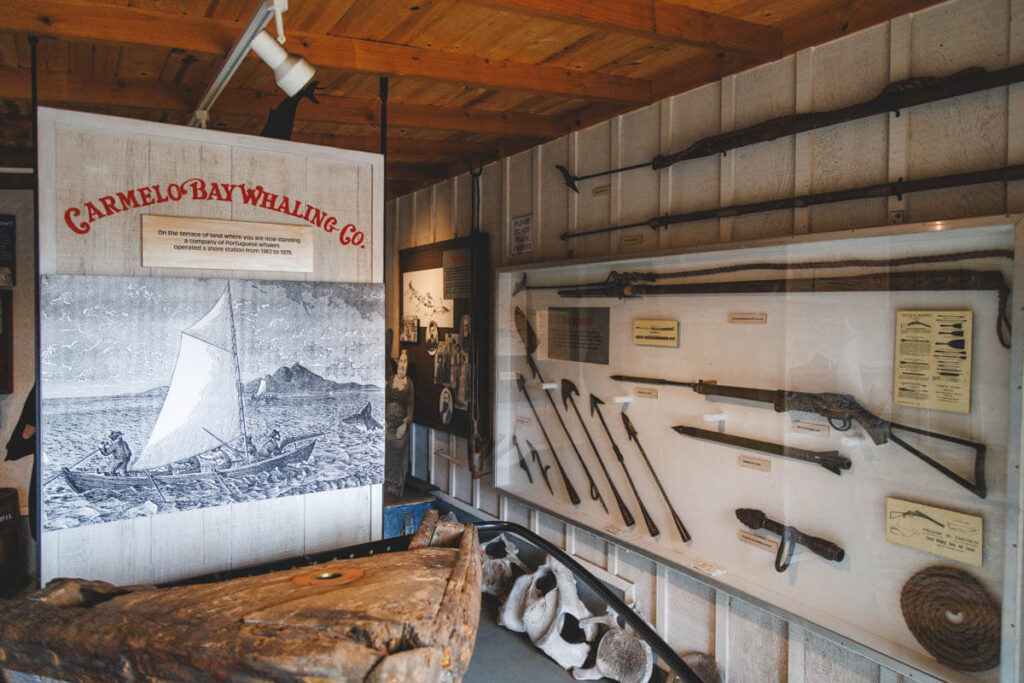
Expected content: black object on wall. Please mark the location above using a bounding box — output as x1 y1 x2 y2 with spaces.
399 234 490 441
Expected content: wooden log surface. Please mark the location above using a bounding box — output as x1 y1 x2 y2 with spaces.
0 512 480 682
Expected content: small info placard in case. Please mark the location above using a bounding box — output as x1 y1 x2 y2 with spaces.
632 319 679 347
885 497 983 567
142 215 313 272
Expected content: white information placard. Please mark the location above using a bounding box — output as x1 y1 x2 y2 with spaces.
142 215 314 272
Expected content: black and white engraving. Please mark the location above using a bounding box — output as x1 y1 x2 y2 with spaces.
403 268 452 328
40 275 384 531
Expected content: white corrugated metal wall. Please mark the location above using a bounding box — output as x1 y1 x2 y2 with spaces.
386 1 1024 680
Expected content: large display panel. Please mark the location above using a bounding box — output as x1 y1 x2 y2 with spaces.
493 216 1023 681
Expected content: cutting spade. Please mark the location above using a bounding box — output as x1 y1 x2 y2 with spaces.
937 338 966 350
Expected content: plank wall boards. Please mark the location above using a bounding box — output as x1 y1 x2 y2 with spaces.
37 108 385 586
388 0 1024 681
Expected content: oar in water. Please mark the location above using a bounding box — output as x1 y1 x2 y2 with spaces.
43 448 100 486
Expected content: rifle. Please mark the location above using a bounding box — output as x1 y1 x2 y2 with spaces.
555 64 1024 192
889 509 945 528
559 269 1008 300
612 374 987 498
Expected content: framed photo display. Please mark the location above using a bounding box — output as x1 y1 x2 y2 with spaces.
399 234 489 438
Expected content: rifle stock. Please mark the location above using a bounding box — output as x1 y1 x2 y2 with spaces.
614 373 987 498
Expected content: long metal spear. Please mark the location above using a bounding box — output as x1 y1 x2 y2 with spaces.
510 434 534 485
561 379 635 527
525 439 554 495
514 307 607 511
590 395 659 538
622 413 691 542
516 374 581 505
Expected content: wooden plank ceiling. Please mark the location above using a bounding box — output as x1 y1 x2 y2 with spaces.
1 0 945 197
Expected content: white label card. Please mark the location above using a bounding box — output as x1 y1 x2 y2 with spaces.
142 214 313 272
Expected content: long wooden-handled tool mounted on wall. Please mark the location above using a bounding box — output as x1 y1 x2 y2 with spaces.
555 64 1024 192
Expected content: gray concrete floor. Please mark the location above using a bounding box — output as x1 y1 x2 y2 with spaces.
464 595 584 682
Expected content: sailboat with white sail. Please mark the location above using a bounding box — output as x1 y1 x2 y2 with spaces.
61 284 319 497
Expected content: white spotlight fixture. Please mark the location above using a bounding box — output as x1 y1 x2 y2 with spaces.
189 0 315 127
249 29 316 98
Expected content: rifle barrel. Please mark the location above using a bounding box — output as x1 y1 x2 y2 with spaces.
673 425 850 475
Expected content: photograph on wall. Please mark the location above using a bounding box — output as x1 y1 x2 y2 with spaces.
402 267 453 329
399 235 489 438
40 275 384 531
400 316 419 343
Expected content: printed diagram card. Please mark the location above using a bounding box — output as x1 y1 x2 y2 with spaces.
893 310 972 413
886 497 983 567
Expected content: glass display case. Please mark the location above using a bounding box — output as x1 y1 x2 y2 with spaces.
492 216 1023 680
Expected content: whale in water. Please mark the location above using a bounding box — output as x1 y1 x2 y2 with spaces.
343 402 383 431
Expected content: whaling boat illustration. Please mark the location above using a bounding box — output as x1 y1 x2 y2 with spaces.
60 285 319 498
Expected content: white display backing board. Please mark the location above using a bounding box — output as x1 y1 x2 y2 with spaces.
494 217 1023 682
36 108 385 586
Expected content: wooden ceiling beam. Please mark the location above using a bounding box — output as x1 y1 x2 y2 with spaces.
287 130 523 163
6 0 652 103
0 66 572 137
0 174 34 190
781 0 945 53
0 147 35 168
217 90 573 138
468 0 782 59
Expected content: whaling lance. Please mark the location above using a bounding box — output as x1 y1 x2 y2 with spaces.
621 413 691 542
516 374 581 505
511 434 533 484
526 439 554 495
561 379 636 528
590 395 659 537
515 308 607 511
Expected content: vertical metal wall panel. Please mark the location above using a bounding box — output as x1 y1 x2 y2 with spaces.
615 548 658 624
538 138 571 263
412 186 434 247
803 631 881 683
728 598 789 683
910 0 1011 73
537 511 567 549
617 105 662 254
572 528 610 570
475 477 500 517
453 174 472 238
384 1 1023 678
808 118 891 233
452 437 474 504
502 495 533 528
905 0 1012 223
396 194 414 251
730 58 798 241
807 25 891 232
664 82 727 249
480 163 505 266
572 120 614 258
433 180 455 243
506 150 535 261
663 567 717 659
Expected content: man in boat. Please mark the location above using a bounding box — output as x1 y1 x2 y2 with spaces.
105 431 132 476
245 436 259 460
259 429 282 459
